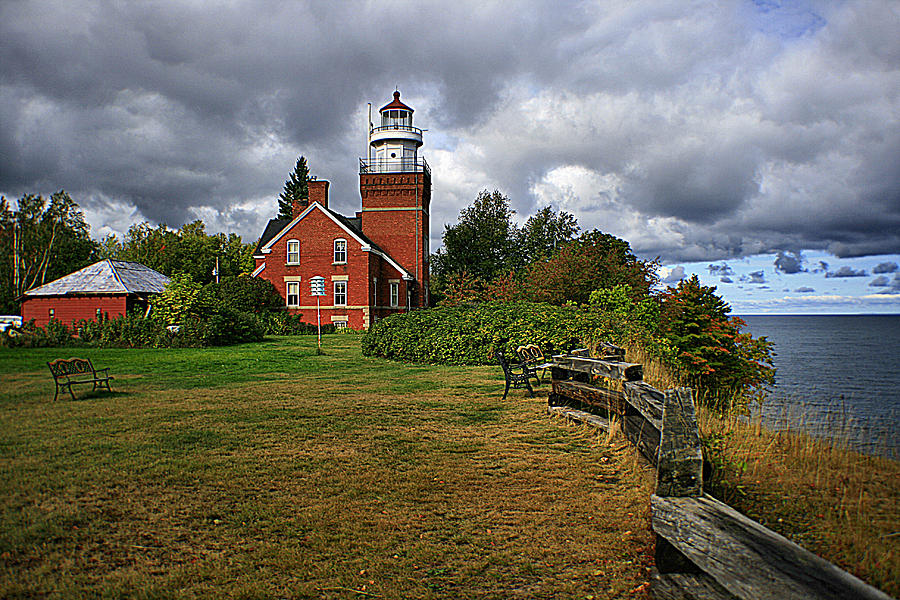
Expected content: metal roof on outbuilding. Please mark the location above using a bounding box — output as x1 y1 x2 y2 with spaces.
23 260 171 297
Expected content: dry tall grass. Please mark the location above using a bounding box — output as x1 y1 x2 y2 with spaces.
611 342 898 596
698 409 899 596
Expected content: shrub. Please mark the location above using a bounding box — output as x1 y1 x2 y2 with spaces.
259 311 335 336
361 301 606 365
204 307 265 346
658 275 774 410
152 273 214 326
207 276 284 314
0 319 73 348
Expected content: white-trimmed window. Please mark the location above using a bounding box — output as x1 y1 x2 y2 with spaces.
334 320 347 330
333 238 347 264
373 277 378 306
287 240 300 265
286 281 299 307
334 281 347 306
389 282 399 307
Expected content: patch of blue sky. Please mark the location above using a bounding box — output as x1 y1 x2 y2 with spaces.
658 250 900 315
426 130 460 152
744 0 829 39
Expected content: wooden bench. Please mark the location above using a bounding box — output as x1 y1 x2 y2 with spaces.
47 357 114 401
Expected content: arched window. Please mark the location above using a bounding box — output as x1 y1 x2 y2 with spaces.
333 238 347 264
287 240 300 265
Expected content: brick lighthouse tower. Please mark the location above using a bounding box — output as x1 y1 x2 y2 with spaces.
359 91 432 308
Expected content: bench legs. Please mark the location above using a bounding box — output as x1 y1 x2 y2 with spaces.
54 379 112 401
53 382 76 401
502 377 534 401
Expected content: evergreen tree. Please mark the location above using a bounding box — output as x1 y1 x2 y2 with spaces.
277 156 310 220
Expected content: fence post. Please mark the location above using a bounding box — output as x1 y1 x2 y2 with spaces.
656 387 703 498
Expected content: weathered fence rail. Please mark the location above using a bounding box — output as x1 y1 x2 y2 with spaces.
547 346 892 600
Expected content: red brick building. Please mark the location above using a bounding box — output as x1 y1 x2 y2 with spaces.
252 91 431 329
20 260 170 327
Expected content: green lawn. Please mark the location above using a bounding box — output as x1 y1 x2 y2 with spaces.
0 336 653 599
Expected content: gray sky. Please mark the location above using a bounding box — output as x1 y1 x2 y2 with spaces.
2 0 899 312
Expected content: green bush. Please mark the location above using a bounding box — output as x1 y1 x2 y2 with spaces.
259 311 336 336
205 307 265 346
152 273 214 326
3 307 267 350
658 275 774 410
0 319 74 348
207 276 284 314
361 301 606 365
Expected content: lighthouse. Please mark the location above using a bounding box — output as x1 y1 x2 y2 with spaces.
252 90 433 328
359 90 432 308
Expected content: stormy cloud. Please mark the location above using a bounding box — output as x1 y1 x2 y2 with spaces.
660 266 687 284
826 266 869 278
2 0 899 264
742 271 767 284
873 262 899 274
774 251 806 274
708 263 735 277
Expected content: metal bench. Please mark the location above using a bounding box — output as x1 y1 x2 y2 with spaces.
494 349 534 400
47 357 114 401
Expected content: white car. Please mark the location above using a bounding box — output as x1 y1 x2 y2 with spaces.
0 316 23 333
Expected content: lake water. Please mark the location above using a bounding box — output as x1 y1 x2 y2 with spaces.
738 315 900 459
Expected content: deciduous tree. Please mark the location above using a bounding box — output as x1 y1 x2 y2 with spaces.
0 191 98 313
431 190 520 286
101 220 254 284
523 229 658 305
519 206 579 264
659 275 774 408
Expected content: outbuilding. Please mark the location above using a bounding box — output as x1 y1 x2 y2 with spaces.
20 260 170 327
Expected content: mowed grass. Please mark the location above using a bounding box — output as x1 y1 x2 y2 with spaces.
0 336 654 599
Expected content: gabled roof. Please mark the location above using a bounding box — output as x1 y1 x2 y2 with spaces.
256 203 412 279
23 260 171 297
254 218 291 255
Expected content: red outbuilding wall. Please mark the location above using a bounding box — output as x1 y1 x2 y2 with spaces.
21 295 128 328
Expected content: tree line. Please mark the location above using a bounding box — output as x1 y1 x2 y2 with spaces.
428 190 774 408
0 191 257 315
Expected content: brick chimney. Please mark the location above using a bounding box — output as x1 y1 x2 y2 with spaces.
309 179 329 209
291 197 308 218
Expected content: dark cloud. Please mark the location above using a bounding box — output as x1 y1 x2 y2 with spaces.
873 262 899 274
720 276 733 283
708 263 734 276
741 270 767 284
869 276 890 287
825 266 868 278
1 0 899 263
774 251 806 274
813 261 829 274
794 287 815 293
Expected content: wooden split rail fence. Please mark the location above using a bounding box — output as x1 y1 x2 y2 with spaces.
547 344 891 600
